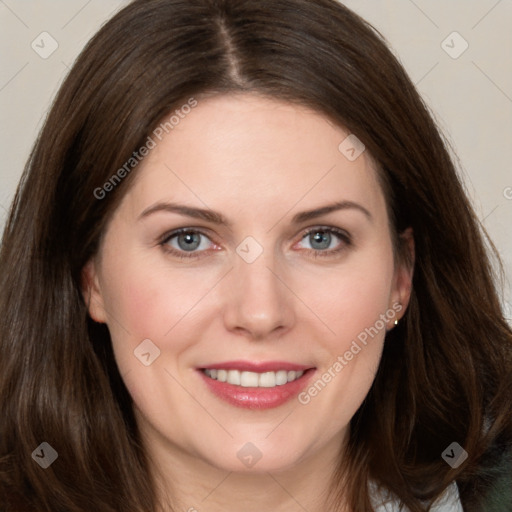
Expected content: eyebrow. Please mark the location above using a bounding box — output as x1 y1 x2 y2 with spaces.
138 200 372 226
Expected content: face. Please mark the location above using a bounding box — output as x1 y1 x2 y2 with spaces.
83 93 413 476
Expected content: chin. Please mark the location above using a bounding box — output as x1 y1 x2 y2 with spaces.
194 434 315 474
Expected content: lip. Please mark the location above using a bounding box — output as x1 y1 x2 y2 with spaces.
199 360 312 372
197 361 316 410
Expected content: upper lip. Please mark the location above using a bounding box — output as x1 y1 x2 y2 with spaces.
199 360 314 372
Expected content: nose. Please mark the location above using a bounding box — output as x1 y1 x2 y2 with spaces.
221 249 296 341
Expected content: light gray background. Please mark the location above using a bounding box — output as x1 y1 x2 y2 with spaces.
1 1 511 316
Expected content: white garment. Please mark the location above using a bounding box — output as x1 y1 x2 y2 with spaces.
370 481 463 512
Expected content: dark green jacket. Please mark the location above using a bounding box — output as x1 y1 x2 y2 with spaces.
459 446 512 511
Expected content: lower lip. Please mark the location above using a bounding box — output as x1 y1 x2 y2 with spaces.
198 369 316 410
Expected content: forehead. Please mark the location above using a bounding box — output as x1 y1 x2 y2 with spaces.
119 93 387 225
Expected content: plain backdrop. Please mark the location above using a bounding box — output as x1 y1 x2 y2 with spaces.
0 0 511 317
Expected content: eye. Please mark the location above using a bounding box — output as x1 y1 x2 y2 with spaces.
159 226 352 260
160 229 215 259
296 226 352 258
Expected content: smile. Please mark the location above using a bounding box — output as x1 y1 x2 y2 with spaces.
202 368 305 387
197 361 316 410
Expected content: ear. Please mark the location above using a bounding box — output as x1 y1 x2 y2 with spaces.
81 258 107 324
389 227 415 322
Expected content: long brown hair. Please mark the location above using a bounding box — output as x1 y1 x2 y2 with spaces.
1 1 511 510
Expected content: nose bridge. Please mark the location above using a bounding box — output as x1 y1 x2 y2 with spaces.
222 238 295 338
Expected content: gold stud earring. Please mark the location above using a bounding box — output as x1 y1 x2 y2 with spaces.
394 319 399 326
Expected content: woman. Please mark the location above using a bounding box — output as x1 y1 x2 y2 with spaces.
0 1 511 511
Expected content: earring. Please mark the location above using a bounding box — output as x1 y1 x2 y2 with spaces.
394 319 399 326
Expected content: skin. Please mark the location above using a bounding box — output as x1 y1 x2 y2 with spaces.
82 93 414 512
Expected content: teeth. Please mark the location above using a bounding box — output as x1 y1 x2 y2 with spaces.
259 371 276 387
275 370 288 385
240 371 259 387
227 369 241 385
203 368 305 387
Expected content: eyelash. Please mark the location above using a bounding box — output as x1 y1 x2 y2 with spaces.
159 226 352 260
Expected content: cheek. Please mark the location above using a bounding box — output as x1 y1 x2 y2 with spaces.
98 258 208 420
302 249 394 419
296 245 394 417
308 249 395 351
101 253 220 371
326 274 390 342
102 252 199 334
